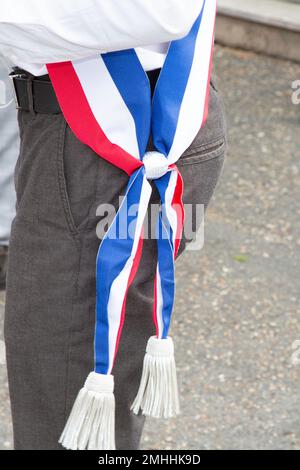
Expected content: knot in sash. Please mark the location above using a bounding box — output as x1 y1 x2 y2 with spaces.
143 151 169 180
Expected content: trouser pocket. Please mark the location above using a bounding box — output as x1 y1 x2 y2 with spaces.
178 140 226 254
176 85 227 253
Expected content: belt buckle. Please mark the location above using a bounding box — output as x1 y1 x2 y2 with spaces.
9 72 25 110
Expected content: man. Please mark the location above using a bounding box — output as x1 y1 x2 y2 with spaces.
0 0 226 450
0 55 18 290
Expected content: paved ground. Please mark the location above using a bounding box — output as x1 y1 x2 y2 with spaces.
1 45 300 450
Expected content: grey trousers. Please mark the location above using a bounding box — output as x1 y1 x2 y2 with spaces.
4 84 226 450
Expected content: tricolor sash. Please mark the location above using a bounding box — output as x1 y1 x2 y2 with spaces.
47 0 216 450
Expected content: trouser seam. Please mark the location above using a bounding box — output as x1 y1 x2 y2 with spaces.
62 235 83 426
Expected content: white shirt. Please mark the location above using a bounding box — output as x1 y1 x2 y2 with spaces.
0 55 18 244
0 0 203 75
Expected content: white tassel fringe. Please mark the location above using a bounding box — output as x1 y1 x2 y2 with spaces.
59 372 115 450
131 336 180 418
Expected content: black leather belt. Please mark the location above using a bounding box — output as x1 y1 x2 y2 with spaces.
10 70 61 114
10 67 161 115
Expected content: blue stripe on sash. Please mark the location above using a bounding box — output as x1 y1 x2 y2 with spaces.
156 214 175 339
95 168 145 374
151 0 206 155
155 172 176 338
154 172 174 252
102 50 151 159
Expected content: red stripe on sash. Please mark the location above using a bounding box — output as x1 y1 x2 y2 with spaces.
202 21 216 127
153 274 159 337
170 167 185 259
47 62 143 176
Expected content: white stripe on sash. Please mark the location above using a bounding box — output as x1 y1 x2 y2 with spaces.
168 0 216 163
155 267 165 339
73 56 140 160
164 171 179 251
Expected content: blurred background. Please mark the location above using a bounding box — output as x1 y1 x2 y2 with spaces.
1 0 300 450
